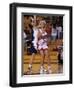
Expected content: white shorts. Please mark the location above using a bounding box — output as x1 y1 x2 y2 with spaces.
38 39 48 50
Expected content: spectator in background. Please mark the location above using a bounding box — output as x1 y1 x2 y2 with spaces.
23 31 27 50
58 46 63 73
56 24 63 39
56 16 63 39
51 24 57 41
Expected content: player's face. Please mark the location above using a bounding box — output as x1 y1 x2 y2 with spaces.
38 22 44 28
31 19 36 27
42 23 46 31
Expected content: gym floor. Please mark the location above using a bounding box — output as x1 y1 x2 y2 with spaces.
23 40 63 75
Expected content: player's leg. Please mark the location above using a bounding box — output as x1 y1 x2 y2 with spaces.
28 53 35 69
39 49 45 74
28 45 37 74
44 49 52 74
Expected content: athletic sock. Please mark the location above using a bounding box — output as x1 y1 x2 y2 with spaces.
28 64 32 68
48 66 52 73
40 66 44 74
48 66 51 69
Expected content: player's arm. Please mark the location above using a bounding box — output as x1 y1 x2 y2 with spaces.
37 30 42 40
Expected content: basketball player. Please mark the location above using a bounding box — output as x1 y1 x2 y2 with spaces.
28 15 38 74
37 20 52 74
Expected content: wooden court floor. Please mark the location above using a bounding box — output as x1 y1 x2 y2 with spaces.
23 40 63 75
